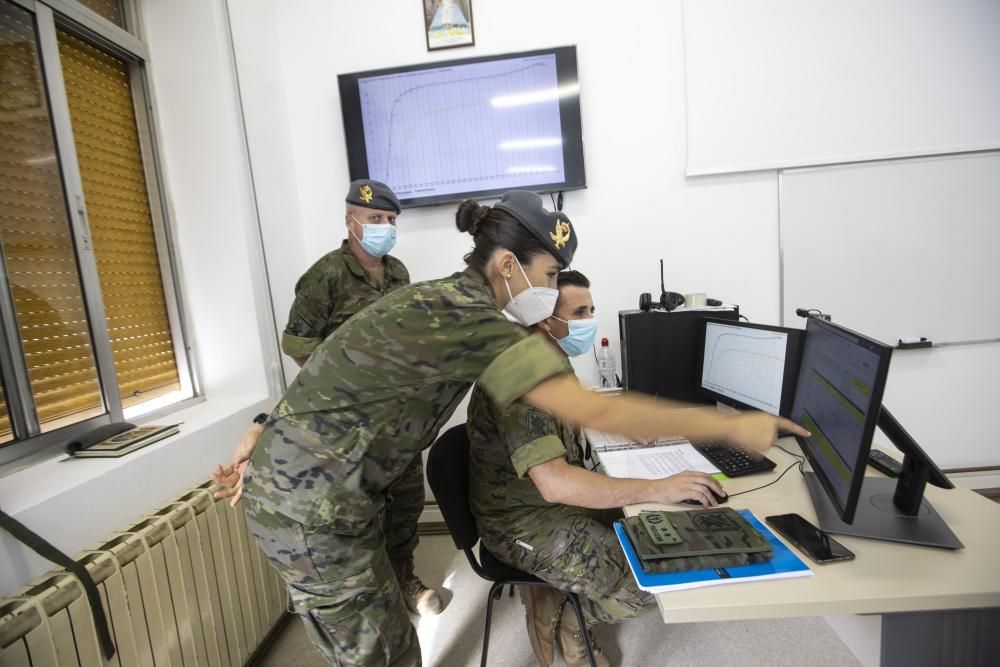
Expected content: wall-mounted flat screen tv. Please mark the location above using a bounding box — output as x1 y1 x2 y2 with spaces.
338 45 586 208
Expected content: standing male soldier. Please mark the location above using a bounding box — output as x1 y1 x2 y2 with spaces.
280 179 442 616
467 270 726 666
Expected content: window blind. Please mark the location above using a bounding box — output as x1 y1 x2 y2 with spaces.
57 29 181 409
0 384 10 443
0 3 105 433
74 0 125 29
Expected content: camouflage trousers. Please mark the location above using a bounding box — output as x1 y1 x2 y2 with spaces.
243 495 421 666
383 455 424 583
481 508 654 626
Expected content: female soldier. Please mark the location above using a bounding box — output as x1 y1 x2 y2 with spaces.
216 191 806 666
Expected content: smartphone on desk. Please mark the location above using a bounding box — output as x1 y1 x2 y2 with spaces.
765 513 855 564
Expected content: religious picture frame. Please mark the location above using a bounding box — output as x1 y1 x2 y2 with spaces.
424 0 475 51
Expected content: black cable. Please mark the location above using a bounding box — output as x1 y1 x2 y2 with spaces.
549 192 558 210
726 445 805 498
776 444 804 461
739 314 750 322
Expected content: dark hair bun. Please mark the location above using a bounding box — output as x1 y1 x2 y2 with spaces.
455 199 490 235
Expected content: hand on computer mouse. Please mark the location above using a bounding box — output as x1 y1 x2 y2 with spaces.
681 489 729 506
655 471 724 506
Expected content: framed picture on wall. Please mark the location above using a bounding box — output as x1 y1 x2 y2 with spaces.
424 0 475 51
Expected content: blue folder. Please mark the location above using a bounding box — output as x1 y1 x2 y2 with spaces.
614 509 811 591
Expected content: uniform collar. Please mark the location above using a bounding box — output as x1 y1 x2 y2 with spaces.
340 240 405 283
459 266 499 305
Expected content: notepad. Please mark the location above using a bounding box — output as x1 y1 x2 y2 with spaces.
68 424 180 458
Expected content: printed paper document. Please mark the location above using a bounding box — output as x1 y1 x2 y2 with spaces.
598 443 719 479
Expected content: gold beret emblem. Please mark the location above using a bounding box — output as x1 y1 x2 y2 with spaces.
359 184 374 204
550 219 571 249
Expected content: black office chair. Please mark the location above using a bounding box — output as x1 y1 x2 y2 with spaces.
426 423 596 667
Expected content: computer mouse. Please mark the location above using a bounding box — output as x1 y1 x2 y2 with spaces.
681 489 729 506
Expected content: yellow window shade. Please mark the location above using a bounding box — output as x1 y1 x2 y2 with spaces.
0 2 105 432
75 0 125 29
57 29 181 409
1 383 10 444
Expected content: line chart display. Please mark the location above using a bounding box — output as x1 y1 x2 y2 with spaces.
701 322 788 414
356 53 566 199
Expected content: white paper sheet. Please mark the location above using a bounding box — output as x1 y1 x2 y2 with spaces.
597 443 719 479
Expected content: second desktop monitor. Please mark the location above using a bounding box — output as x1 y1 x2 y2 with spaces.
698 318 804 418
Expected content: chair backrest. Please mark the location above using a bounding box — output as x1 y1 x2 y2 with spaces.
426 423 478 552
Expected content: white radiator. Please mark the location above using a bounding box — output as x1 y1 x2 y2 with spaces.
0 481 286 666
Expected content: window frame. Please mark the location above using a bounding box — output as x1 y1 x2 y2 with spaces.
0 0 200 469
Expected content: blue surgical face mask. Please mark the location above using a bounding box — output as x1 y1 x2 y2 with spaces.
550 316 598 357
351 215 397 257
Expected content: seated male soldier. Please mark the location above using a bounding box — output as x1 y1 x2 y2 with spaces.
467 270 726 666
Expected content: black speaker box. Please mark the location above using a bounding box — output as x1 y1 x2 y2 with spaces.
618 307 739 403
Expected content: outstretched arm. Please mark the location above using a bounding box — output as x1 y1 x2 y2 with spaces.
522 374 808 454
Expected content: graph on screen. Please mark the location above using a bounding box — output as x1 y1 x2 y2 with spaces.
701 322 788 414
356 53 566 200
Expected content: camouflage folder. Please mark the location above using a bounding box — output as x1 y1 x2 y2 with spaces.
621 508 773 574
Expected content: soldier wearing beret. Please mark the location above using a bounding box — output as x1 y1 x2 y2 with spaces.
215 191 805 665
468 269 729 667
281 179 409 365
280 179 440 616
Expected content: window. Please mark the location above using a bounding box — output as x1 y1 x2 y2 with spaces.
0 0 193 459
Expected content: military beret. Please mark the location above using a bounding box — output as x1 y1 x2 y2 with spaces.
346 179 401 214
492 191 577 268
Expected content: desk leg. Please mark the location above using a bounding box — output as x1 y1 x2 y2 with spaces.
880 608 1000 667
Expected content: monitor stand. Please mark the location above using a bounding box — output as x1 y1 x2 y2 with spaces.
803 472 963 550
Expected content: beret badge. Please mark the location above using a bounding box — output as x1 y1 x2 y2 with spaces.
550 219 572 249
359 184 374 204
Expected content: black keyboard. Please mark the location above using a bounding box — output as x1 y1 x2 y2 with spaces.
693 443 776 477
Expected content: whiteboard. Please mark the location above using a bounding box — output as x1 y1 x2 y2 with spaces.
779 152 1000 345
683 0 1000 175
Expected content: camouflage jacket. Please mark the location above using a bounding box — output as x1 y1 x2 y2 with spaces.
468 379 584 538
281 241 409 359
246 267 570 532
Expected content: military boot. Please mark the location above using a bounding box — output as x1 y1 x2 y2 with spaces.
394 559 443 616
398 573 443 616
557 603 610 667
519 586 565 666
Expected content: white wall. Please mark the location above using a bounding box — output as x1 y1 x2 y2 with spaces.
233 0 783 393
227 0 996 474
0 0 277 595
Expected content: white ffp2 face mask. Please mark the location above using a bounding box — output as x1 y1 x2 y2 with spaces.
502 257 558 326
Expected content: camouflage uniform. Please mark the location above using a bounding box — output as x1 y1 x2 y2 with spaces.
280 240 423 597
281 240 409 360
468 386 655 626
244 267 570 666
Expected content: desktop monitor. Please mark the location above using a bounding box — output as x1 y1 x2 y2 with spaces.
698 319 804 417
792 317 961 549
337 46 586 208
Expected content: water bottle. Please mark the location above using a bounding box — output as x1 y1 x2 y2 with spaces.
597 337 617 388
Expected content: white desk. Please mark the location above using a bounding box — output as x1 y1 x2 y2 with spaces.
622 440 1000 665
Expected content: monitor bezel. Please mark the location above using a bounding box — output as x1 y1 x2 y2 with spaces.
337 45 587 209
792 317 893 524
697 318 805 418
